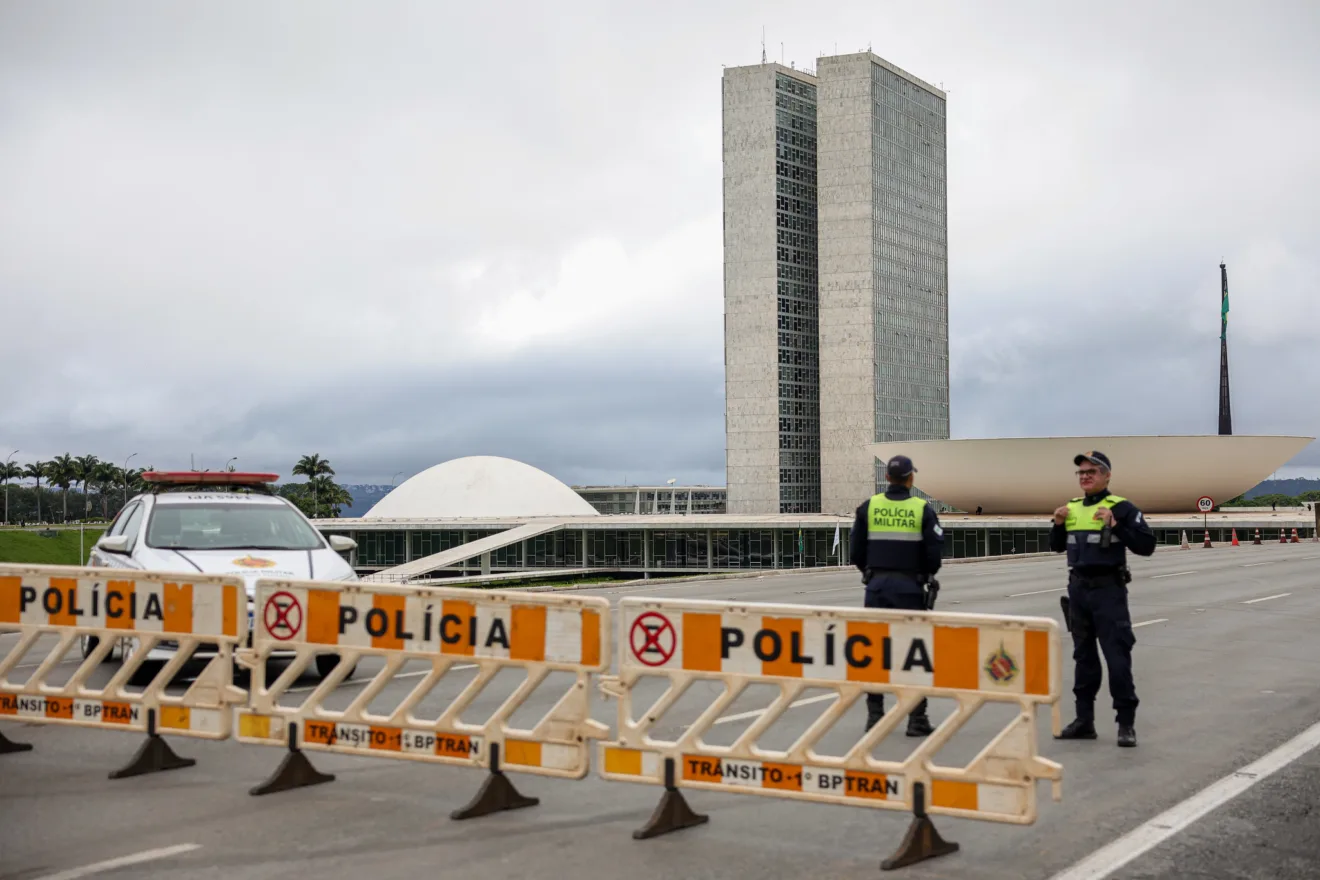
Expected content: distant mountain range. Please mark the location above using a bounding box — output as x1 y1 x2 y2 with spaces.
337 484 395 517
1243 478 1320 499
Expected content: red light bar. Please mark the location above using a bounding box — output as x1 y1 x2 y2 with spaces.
141 471 280 485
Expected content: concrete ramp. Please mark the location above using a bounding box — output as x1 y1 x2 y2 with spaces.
365 520 566 582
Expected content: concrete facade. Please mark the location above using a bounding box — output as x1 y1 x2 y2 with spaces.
723 52 948 516
723 63 820 514
817 53 950 514
816 54 879 515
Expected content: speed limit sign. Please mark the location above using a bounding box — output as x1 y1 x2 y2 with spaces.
1197 496 1214 513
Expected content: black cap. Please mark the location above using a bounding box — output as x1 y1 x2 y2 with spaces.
885 455 917 480
1073 450 1112 470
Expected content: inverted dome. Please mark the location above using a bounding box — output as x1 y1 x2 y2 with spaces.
872 435 1313 514
363 456 600 519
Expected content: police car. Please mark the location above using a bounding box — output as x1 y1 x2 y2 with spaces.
82 471 358 680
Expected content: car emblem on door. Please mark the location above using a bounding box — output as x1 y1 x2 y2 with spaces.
232 555 277 569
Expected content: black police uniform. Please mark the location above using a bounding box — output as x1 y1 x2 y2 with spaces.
849 457 944 736
1050 453 1156 747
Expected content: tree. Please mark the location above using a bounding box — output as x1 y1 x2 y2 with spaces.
1 461 22 524
74 454 100 518
310 475 353 517
91 461 121 519
23 461 46 522
292 454 335 518
47 454 76 523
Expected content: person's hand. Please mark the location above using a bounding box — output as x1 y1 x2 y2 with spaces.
1053 506 1069 525
1094 507 1116 528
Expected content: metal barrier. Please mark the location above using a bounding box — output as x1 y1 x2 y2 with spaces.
235 577 611 817
597 597 1063 870
0 563 248 776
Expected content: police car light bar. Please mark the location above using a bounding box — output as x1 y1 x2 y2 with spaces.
141 471 281 485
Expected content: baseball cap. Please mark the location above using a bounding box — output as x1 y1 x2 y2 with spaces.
1073 450 1112 470
885 455 917 480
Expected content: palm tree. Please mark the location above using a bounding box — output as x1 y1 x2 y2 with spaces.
23 461 46 522
292 454 335 518
74 454 100 519
1 461 22 524
91 461 121 519
309 475 352 517
47 454 76 523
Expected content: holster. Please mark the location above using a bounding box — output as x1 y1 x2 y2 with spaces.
923 578 940 610
1059 596 1073 635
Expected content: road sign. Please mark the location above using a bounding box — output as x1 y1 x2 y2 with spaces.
629 612 676 666
1197 496 1214 513
262 591 303 641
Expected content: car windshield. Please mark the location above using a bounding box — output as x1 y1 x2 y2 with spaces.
145 502 324 551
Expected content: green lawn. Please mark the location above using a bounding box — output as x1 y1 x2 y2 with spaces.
0 528 104 566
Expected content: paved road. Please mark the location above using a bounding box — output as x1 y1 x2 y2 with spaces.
3 543 1319 879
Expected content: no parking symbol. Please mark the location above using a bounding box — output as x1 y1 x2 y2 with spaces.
629 612 676 667
263 591 303 641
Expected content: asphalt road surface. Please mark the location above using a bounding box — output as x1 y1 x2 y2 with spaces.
3 542 1319 880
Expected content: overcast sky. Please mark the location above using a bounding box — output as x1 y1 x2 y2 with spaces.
2 0 1317 489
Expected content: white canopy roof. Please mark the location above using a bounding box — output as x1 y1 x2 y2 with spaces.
363 456 600 520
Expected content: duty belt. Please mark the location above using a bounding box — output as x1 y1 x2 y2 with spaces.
1069 568 1127 588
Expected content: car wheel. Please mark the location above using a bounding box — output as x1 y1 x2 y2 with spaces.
80 634 114 662
315 654 357 681
119 637 163 687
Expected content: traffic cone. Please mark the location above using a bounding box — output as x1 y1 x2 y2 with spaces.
1291 528 1300 543
1231 529 1240 546
1253 529 1262 545
1203 531 1213 548
1179 530 1189 549
1280 529 1287 544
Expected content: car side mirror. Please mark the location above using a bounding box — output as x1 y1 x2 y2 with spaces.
96 535 130 554
328 535 357 553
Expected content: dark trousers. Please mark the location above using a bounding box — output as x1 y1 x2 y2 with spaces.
864 574 928 722
1067 571 1139 726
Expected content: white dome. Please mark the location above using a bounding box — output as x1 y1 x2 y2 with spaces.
363 456 599 519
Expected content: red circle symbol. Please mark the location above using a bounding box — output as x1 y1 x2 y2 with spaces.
263 591 303 641
1197 496 1215 513
629 612 676 667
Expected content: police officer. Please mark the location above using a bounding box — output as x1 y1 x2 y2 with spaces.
1051 450 1156 748
850 454 943 736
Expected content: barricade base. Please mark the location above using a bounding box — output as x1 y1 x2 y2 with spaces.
633 757 709 840
880 783 959 871
0 729 34 754
250 722 335 796
451 742 539 820
108 710 196 780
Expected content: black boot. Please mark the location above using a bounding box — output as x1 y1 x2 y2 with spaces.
905 714 934 737
1055 718 1097 740
865 711 883 732
1117 725 1137 748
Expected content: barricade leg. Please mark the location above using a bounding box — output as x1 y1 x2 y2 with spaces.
250 721 335 796
451 742 539 820
109 709 196 779
0 729 34 754
631 757 709 840
880 782 958 871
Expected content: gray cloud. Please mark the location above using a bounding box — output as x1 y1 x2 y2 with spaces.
2 0 1317 487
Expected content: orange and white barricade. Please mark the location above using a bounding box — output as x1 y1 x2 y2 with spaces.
235 577 610 817
0 563 247 775
597 597 1063 869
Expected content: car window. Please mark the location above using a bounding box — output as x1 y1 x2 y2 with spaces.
119 504 146 550
106 502 140 537
144 501 323 551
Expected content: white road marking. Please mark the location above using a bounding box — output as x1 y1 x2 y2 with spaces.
32 843 201 880
1242 561 1273 568
1242 593 1291 604
708 693 838 727
1048 718 1320 880
1132 619 1168 628
794 586 856 595
285 664 476 693
1008 587 1065 597
1150 570 1196 579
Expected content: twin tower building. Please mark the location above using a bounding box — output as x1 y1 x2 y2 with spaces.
723 52 950 516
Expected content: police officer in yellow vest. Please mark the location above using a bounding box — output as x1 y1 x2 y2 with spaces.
850 455 943 735
1051 450 1156 748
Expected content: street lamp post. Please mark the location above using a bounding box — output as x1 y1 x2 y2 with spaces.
226 457 238 472
391 472 403 488
122 452 138 507
4 449 17 526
